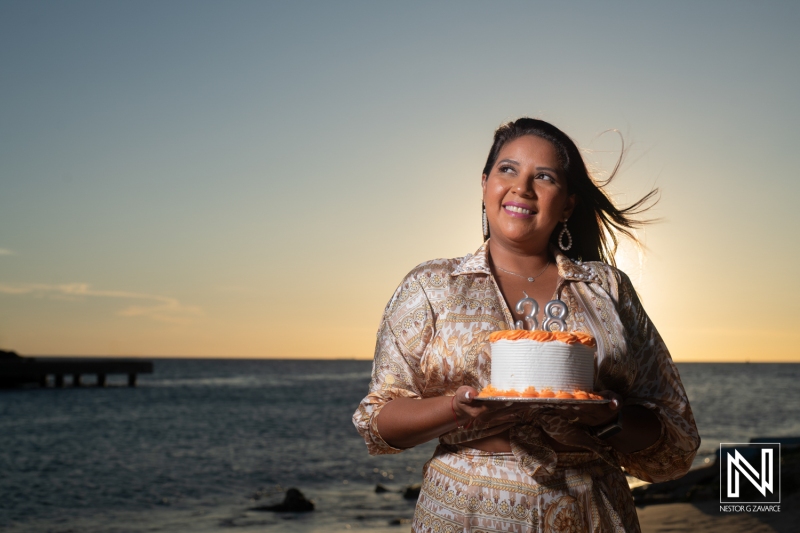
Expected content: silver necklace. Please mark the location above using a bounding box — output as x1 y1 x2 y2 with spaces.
495 260 551 282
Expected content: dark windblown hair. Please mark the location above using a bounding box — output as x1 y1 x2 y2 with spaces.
482 117 657 266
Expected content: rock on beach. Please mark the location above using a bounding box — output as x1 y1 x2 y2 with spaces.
251 488 315 512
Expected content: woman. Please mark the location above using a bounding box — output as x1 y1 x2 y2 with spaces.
353 118 699 533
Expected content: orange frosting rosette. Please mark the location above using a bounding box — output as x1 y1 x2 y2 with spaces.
476 384 501 398
476 385 602 400
488 330 596 347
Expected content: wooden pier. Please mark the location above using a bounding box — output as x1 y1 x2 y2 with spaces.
0 350 153 388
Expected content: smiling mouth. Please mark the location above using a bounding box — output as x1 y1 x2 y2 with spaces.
504 205 534 215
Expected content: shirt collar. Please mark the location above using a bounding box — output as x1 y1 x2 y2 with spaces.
452 239 600 283
451 241 492 276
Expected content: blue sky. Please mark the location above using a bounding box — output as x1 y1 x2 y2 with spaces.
1 1 798 360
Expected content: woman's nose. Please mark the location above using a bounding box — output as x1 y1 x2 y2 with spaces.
515 176 536 197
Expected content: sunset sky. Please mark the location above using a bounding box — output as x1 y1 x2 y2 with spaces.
1 1 798 361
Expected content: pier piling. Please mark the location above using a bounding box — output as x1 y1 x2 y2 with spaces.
0 357 152 388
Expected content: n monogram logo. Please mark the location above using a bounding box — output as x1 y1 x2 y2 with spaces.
720 443 780 504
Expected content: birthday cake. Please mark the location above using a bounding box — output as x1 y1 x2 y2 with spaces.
478 330 599 400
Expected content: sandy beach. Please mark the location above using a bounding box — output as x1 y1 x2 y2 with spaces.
637 491 799 533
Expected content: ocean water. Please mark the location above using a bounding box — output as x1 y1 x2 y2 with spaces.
1 361 799 532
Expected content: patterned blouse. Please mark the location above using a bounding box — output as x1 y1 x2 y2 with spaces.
353 241 700 483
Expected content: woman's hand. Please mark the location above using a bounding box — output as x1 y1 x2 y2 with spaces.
377 387 531 450
551 390 663 453
450 386 483 425
451 386 530 428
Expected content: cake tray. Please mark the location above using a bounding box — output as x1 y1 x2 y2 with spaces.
475 396 611 405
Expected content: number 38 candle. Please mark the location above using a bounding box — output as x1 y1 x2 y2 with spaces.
514 294 569 332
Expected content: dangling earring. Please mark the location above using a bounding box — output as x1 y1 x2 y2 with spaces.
558 220 572 251
482 202 489 241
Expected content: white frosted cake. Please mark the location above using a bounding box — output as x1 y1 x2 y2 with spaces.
478 330 598 399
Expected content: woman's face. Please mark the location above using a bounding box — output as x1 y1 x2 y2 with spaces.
482 135 575 251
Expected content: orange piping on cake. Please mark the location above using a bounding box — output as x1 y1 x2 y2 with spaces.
521 386 539 398
488 330 596 347
476 386 601 400
476 384 501 397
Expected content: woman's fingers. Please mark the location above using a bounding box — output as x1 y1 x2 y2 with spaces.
453 386 489 420
598 390 623 410
456 385 479 404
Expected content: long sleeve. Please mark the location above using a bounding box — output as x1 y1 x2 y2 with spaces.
612 271 700 483
352 266 435 455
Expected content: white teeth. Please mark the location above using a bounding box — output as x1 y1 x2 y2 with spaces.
505 205 532 214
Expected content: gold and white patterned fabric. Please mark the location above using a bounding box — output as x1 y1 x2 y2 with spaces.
415 445 636 533
352 241 700 531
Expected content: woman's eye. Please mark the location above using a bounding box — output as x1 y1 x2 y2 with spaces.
498 165 515 174
537 173 555 183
